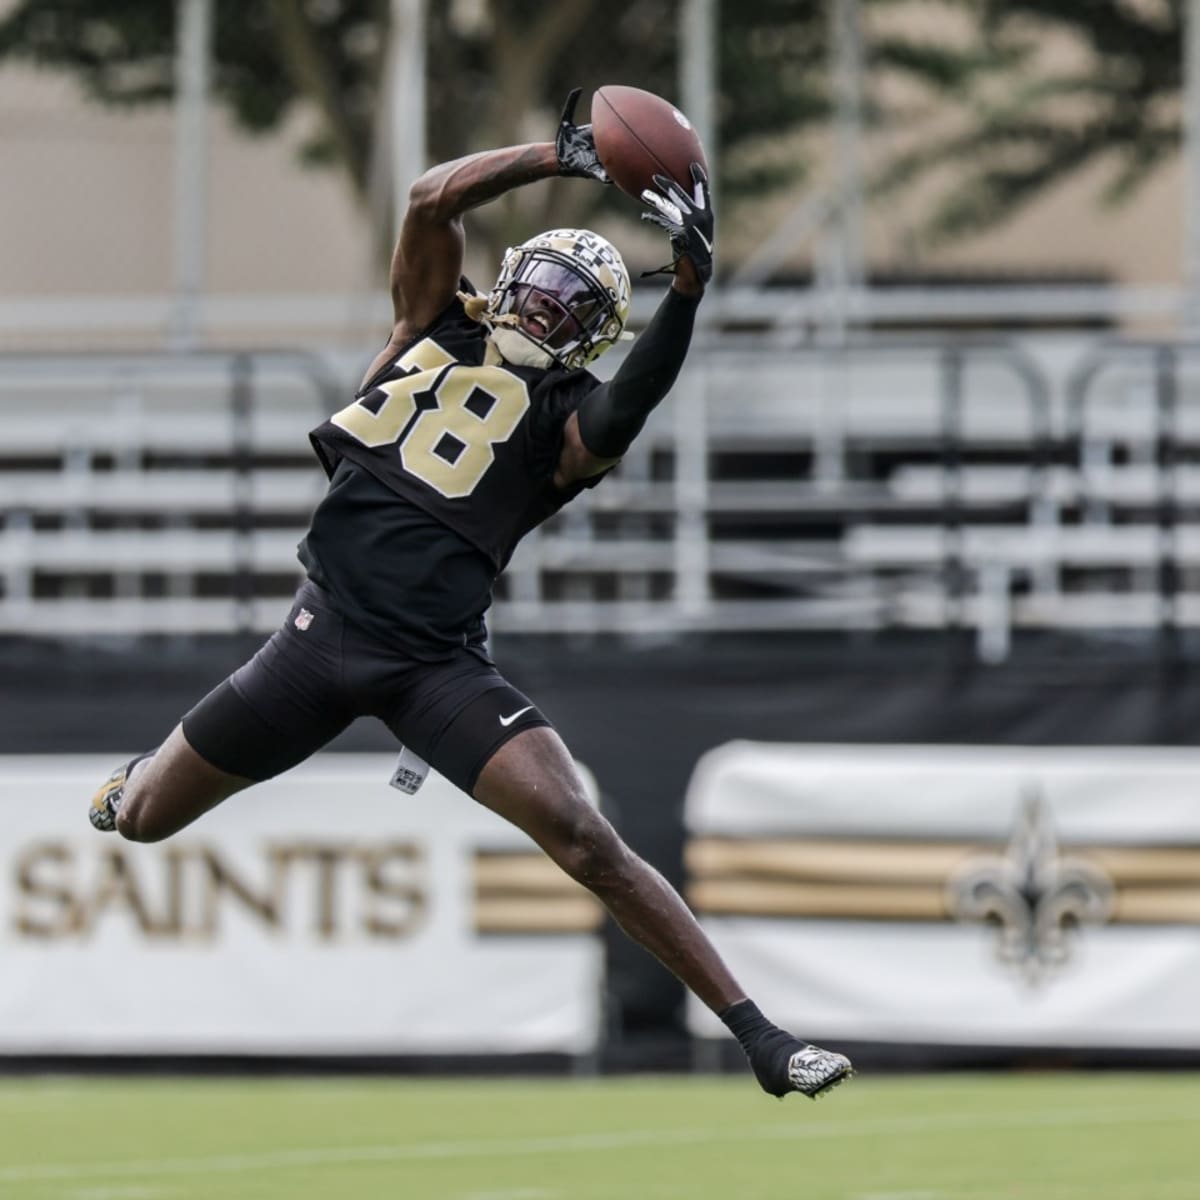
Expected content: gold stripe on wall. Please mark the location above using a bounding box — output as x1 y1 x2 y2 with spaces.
473 896 604 935
688 878 947 920
1112 888 1200 924
474 854 587 892
686 837 1200 924
686 837 980 884
1082 847 1200 883
472 851 603 934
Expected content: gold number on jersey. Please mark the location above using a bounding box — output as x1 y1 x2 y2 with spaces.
330 338 530 498
330 340 454 448
401 367 529 499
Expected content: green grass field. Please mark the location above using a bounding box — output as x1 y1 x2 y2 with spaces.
0 1072 1196 1199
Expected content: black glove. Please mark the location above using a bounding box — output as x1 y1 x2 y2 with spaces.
640 163 714 285
556 88 610 184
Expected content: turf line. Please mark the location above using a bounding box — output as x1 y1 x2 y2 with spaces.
3 1104 1198 1185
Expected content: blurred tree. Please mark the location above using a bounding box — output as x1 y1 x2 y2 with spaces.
878 0 1185 243
0 0 994 269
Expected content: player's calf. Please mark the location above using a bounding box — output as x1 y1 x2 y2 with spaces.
721 999 853 1099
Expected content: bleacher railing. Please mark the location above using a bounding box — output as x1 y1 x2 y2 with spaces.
1065 341 1200 662
0 351 338 636
1 338 1197 656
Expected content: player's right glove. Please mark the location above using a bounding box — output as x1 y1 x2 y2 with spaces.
556 88 611 184
640 162 714 285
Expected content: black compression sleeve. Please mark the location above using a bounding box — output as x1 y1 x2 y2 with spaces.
576 286 701 458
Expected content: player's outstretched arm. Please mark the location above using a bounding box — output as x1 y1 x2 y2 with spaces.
390 143 558 340
555 165 713 488
389 89 608 342
556 284 701 489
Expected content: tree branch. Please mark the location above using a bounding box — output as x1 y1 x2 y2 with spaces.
267 0 368 202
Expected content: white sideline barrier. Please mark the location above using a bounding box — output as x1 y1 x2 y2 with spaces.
0 755 603 1056
684 743 1200 1049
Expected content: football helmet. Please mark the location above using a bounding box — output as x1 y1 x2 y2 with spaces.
485 229 631 370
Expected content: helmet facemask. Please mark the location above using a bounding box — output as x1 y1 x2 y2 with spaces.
485 230 631 370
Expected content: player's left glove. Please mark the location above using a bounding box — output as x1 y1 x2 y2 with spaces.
640 163 714 286
556 88 611 184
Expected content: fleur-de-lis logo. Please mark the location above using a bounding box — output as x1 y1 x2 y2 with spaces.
946 787 1114 983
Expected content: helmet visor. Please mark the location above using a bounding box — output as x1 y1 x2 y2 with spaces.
502 257 609 349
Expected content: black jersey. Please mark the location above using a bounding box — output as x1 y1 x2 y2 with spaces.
298 461 494 656
301 289 602 656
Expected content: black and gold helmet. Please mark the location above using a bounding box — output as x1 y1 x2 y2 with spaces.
486 228 632 370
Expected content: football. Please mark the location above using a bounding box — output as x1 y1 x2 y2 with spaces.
591 85 709 202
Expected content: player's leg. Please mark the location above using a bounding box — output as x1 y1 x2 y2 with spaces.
471 724 852 1099
375 648 850 1098
476 725 741 1009
90 583 355 841
90 721 255 842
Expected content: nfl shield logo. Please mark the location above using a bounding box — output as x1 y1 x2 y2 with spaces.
294 608 315 631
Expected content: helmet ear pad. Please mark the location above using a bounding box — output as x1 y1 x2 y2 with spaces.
487 229 631 370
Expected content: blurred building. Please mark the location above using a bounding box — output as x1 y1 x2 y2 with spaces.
0 9 1189 351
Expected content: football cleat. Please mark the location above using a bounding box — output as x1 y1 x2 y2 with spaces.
89 766 125 832
787 1044 854 1099
88 756 148 832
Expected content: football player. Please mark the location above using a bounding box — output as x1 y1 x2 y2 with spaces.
88 91 851 1101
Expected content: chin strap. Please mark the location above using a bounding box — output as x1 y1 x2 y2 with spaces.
457 288 556 370
457 290 491 322
457 287 631 364
489 326 555 369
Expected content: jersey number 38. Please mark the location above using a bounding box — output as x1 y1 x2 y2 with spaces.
331 338 530 499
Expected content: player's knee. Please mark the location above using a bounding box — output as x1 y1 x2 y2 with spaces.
115 795 157 842
555 807 630 892
115 785 172 843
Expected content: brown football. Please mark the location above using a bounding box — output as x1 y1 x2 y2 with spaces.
591 85 709 202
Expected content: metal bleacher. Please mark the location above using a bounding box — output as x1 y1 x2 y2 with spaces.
2 337 1199 658
0 352 333 635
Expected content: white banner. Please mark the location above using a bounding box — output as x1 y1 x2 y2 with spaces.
0 755 602 1055
684 742 1200 1049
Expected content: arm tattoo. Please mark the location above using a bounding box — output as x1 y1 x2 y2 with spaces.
432 145 558 216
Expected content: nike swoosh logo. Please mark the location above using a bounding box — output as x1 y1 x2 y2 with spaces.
696 230 713 254
498 705 535 727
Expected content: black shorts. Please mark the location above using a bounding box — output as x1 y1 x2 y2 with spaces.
181 580 549 795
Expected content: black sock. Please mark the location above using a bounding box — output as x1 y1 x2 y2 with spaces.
719 998 806 1098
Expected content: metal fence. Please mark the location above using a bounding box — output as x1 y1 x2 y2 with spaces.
3 336 1200 657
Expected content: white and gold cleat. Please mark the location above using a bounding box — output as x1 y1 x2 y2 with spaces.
88 760 142 832
787 1045 854 1098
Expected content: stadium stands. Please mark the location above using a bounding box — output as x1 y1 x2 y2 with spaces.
1 337 1197 657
